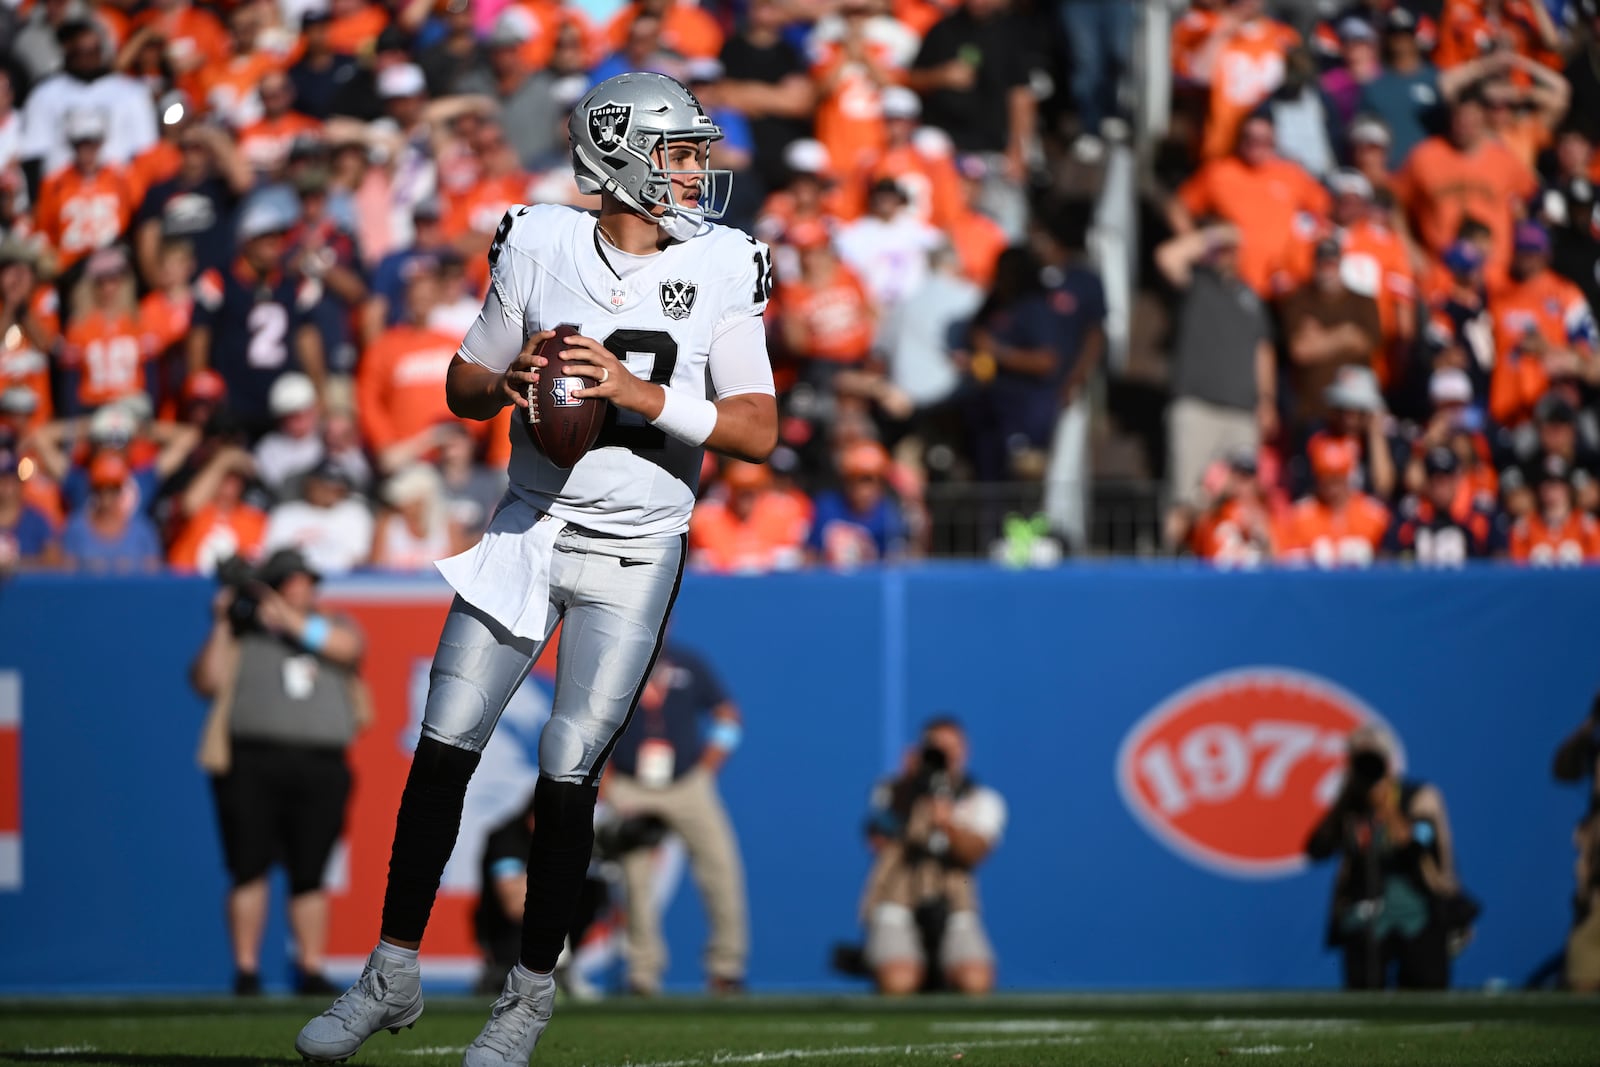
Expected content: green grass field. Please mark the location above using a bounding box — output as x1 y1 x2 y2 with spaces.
1 993 1597 1067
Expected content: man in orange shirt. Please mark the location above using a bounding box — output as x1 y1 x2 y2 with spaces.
34 110 135 276
810 0 904 180
1275 435 1391 567
773 221 878 382
1171 112 1332 297
688 460 811 573
839 86 963 230
197 0 290 130
1488 221 1599 428
355 258 464 459
605 0 723 60
1190 0 1301 160
1510 457 1600 564
1394 85 1537 287
237 72 323 179
168 444 268 573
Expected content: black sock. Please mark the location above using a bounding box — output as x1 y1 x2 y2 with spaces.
380 737 481 944
518 776 599 973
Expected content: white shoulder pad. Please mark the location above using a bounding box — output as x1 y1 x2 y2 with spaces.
488 203 588 274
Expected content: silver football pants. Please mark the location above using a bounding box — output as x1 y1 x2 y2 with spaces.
420 522 686 785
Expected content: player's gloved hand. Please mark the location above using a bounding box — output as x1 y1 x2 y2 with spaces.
501 329 557 410
561 334 648 412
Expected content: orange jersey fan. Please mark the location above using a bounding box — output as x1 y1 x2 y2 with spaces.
1275 493 1391 568
773 267 876 364
356 325 468 451
1510 510 1600 564
34 165 136 272
60 310 160 410
1201 19 1300 160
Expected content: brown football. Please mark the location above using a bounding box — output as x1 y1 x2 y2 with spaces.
523 324 609 468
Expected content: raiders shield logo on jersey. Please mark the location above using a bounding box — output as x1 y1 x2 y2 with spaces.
589 102 632 152
660 279 697 320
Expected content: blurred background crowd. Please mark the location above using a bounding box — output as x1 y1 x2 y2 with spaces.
2 0 1600 574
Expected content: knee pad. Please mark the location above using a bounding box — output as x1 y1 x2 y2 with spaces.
420 673 496 753
538 714 598 785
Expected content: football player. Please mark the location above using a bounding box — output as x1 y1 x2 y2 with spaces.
296 72 777 1067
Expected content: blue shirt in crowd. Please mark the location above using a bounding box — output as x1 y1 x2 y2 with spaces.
61 513 161 571
807 491 908 564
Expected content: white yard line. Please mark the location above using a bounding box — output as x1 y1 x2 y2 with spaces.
929 1021 1102 1034
1227 1045 1315 1056
594 1035 1084 1067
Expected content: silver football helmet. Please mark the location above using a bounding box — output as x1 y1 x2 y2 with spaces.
569 72 731 240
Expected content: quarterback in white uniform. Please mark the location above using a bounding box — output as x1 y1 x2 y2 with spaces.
298 72 777 1067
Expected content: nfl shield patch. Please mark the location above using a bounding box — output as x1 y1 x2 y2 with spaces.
588 101 632 153
660 279 697 320
550 376 585 407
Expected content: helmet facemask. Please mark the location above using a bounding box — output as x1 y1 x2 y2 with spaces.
575 120 732 242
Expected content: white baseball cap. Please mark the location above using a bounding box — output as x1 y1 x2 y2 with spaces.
65 108 107 144
88 404 138 445
377 62 427 100
269 372 318 417
783 138 832 176
880 86 921 121
1429 367 1473 406
236 188 300 241
1323 365 1384 413
1328 167 1374 201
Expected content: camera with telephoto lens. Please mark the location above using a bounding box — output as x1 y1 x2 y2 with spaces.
909 743 953 800
216 555 263 635
1345 750 1390 813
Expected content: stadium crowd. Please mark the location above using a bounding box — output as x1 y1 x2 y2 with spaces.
2 0 1600 575
0 0 1082 577
1160 0 1600 568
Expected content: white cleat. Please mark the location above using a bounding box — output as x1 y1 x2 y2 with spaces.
295 950 424 1063
462 966 556 1067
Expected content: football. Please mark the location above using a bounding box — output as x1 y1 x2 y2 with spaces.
523 324 608 468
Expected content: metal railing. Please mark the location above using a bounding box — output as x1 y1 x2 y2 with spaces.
920 479 1169 559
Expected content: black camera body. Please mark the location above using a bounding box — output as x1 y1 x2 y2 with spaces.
909 744 954 801
216 556 263 635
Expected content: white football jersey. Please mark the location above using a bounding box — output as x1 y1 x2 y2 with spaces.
460 204 775 537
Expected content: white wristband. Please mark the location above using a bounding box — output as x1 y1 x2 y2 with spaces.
650 387 719 447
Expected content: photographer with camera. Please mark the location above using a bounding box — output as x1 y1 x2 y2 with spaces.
1305 726 1472 990
189 547 368 995
1553 691 1600 990
857 716 1006 996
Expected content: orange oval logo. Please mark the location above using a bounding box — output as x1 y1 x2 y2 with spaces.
1116 668 1404 878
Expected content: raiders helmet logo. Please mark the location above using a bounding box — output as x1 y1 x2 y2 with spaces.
588 101 632 153
660 279 697 320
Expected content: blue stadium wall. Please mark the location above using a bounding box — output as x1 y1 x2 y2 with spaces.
0 565 1592 993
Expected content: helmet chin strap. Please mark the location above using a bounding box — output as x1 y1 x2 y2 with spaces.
602 174 707 244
